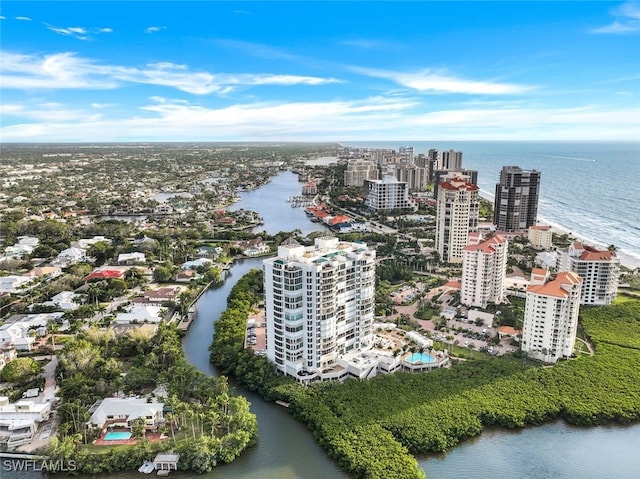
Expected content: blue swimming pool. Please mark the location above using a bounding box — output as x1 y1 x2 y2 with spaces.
406 352 436 364
104 431 132 441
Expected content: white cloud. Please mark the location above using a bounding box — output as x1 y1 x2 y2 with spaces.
351 67 533 95
0 51 341 94
0 16 6 20
0 52 118 89
1 102 102 122
16 16 32 21
590 1 640 33
45 24 113 40
145 26 166 34
2 97 638 142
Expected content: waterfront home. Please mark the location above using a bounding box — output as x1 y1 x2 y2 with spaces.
134 287 180 306
0 397 51 447
181 258 213 270
235 239 269 256
88 397 164 433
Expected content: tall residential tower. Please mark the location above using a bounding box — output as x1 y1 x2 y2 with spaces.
263 237 376 382
435 178 479 263
494 166 541 232
522 271 582 363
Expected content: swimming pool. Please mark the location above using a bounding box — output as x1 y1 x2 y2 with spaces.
406 352 436 364
104 431 132 441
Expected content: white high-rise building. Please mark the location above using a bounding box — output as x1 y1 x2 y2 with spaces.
558 242 620 305
461 235 508 308
363 176 418 212
263 237 376 382
435 178 479 263
344 159 379 186
522 271 582 363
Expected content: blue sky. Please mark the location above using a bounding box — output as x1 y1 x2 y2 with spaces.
1 1 639 142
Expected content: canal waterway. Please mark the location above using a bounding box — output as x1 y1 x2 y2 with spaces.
61 169 640 478
228 170 329 236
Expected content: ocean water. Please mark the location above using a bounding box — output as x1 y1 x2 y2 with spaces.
342 141 640 268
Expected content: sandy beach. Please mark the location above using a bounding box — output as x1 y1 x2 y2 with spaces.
536 214 640 270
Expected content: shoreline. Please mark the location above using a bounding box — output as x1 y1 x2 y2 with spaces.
476 189 640 270
537 214 640 270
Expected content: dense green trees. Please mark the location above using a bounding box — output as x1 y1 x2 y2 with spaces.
51 323 257 474
1 357 42 384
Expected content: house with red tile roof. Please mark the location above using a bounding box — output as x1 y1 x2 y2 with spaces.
85 269 123 281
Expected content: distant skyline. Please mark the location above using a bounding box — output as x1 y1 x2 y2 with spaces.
1 1 639 142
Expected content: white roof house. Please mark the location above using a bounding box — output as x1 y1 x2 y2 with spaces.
56 247 87 264
42 291 81 311
89 397 164 430
0 398 52 447
113 305 164 325
72 236 112 249
0 313 63 351
0 276 31 294
181 258 213 270
117 252 146 264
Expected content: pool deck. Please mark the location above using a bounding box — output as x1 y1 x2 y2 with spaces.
94 432 164 446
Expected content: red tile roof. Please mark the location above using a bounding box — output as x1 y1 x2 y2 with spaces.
527 272 582 298
463 235 506 253
439 178 479 191
85 270 123 281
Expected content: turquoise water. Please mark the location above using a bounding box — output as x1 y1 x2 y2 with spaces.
104 431 132 440
406 352 436 364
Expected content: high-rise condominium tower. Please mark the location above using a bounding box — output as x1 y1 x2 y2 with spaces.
494 166 541 232
435 178 479 263
263 237 376 382
522 271 582 363
461 234 508 308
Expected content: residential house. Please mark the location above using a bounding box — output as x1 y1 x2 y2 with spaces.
88 397 164 433
0 276 31 294
181 258 213 270
42 291 81 311
134 287 179 306
71 236 111 249
117 252 146 265
85 269 123 281
56 247 87 266
235 239 269 257
0 398 51 447
175 270 196 282
24 266 62 281
0 313 63 351
113 305 164 325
